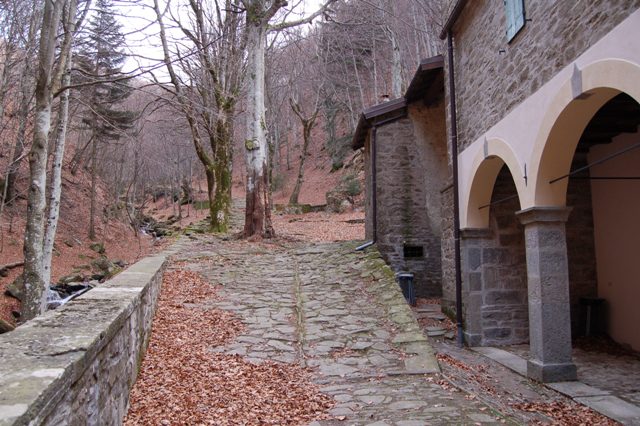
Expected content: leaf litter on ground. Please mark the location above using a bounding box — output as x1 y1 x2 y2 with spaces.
125 269 334 425
434 338 617 425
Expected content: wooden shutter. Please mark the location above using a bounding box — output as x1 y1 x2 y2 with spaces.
505 0 525 41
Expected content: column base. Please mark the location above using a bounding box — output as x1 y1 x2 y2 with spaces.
527 359 577 383
463 332 482 347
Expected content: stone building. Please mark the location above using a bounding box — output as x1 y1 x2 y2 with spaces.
355 1 640 382
352 56 449 298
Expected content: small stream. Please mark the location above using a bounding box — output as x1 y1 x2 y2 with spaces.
47 283 93 310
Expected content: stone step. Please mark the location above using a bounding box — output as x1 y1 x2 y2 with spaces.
425 326 446 337
414 306 440 313
428 314 447 321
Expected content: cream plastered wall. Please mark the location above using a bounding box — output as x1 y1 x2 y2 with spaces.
588 132 640 352
459 9 640 228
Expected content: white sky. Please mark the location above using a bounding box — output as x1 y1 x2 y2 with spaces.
114 0 324 80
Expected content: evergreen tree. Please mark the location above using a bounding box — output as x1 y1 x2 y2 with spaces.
74 0 136 239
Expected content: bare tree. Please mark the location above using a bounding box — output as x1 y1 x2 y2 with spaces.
22 0 77 320
284 36 323 206
288 93 320 206
43 0 89 288
240 0 337 238
152 0 244 232
2 0 40 205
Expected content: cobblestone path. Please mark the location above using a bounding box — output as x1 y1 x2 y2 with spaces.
171 235 509 425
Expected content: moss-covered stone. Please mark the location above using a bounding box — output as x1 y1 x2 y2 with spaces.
5 276 24 301
244 138 259 151
89 242 106 254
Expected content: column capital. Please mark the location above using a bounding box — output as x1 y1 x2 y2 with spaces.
516 207 573 226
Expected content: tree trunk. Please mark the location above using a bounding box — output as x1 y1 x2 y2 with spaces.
288 132 308 206
4 14 38 204
389 28 403 98
286 120 291 171
88 135 98 240
4 81 30 204
0 41 15 126
42 51 73 287
204 165 216 225
210 120 233 232
70 135 92 175
288 99 318 206
244 21 273 238
22 0 66 321
372 36 379 101
176 169 182 220
273 124 280 170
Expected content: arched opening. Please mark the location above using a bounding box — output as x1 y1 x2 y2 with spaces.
532 59 640 206
484 165 529 345
564 93 640 352
462 138 525 229
527 88 640 385
461 159 528 347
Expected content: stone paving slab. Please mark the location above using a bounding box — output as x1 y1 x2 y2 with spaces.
574 395 640 424
315 376 501 425
172 236 508 424
474 345 640 424
548 381 611 398
471 347 527 376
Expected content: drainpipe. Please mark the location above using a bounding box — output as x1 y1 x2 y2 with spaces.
356 126 378 251
371 126 378 242
447 31 465 348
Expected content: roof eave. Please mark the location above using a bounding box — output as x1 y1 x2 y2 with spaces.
352 98 407 149
352 114 369 149
405 55 444 101
351 54 445 150
439 0 468 39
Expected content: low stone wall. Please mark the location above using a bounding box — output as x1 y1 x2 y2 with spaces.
0 248 174 426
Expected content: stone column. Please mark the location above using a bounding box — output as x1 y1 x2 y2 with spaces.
460 228 493 347
516 207 577 382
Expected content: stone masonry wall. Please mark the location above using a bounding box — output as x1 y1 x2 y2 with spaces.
364 132 374 241
451 0 640 150
440 182 455 315
373 102 448 297
0 248 175 425
461 166 528 346
565 154 599 336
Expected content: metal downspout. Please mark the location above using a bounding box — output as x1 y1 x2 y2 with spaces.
371 126 378 242
447 31 465 348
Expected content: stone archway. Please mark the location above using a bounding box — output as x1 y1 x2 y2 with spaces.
461 155 528 348
462 138 525 229
519 59 640 381
559 93 640 351
531 59 640 206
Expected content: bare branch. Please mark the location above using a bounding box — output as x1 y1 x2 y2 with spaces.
268 0 337 31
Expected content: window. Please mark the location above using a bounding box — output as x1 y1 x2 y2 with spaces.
403 245 424 259
504 0 526 42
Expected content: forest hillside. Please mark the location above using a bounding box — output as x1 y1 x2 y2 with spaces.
0 0 443 325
